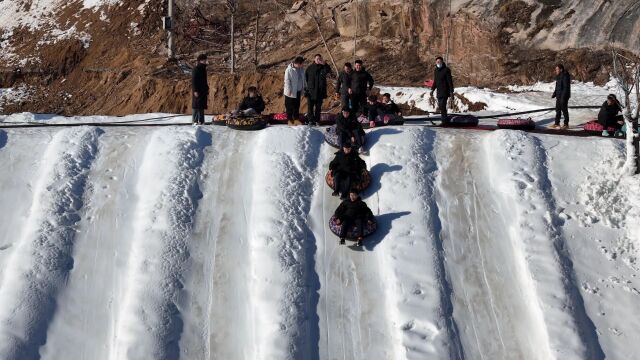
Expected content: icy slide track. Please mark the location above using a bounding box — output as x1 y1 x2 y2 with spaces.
0 125 637 359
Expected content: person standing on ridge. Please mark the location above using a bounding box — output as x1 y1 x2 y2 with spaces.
430 56 454 125
305 54 332 126
284 56 305 125
336 62 353 109
350 60 374 116
551 63 571 129
192 53 209 125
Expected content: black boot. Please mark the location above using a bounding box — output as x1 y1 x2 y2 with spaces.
331 190 339 197
339 238 346 245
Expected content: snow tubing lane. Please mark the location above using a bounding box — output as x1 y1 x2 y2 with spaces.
328 214 377 240
324 125 367 149
444 115 479 127
226 116 268 131
584 120 617 133
325 169 371 192
497 118 536 130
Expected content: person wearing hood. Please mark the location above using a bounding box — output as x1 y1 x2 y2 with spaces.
329 142 367 199
430 56 454 124
334 189 375 246
192 54 209 125
284 56 305 125
350 59 374 115
598 94 624 136
551 63 571 129
305 54 332 126
234 86 265 117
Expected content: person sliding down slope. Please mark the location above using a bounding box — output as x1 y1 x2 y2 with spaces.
336 107 366 154
334 190 375 246
329 142 367 200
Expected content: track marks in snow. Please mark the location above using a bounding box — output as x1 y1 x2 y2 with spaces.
488 130 605 359
110 127 210 360
0 126 102 360
247 127 322 359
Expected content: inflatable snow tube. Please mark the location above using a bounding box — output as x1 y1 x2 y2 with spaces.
358 114 404 129
269 112 306 125
444 115 479 127
329 215 377 240
324 125 367 149
325 168 371 192
584 120 616 134
226 116 268 131
212 114 228 126
497 117 536 130
319 112 337 126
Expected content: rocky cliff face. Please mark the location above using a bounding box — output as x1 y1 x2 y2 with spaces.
0 0 638 115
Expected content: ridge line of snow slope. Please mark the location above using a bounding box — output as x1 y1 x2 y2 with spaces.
311 133 397 359
434 130 554 359
486 130 605 359
0 126 102 360
109 127 209 360
366 126 458 359
247 126 322 359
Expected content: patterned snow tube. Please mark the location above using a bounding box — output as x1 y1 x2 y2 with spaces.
329 215 377 240
325 168 371 192
444 115 479 127
324 125 367 149
497 118 536 130
212 114 228 126
319 112 338 126
584 120 616 134
358 114 404 129
269 112 306 125
226 116 268 131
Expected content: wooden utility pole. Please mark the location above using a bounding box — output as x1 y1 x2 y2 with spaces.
227 0 238 74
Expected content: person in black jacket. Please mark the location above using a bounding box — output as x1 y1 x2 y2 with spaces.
305 54 332 126
235 86 265 116
336 107 365 152
329 142 367 199
430 56 454 124
192 54 209 125
336 62 353 109
552 64 571 129
350 60 374 115
334 189 375 245
381 93 401 115
598 94 624 135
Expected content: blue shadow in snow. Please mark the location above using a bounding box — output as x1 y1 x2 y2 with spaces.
365 127 402 148
363 163 403 198
354 211 411 251
0 130 7 150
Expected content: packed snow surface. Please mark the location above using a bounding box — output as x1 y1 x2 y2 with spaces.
0 122 638 359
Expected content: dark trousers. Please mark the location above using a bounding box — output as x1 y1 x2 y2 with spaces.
307 98 323 124
339 217 364 238
555 97 569 126
599 114 624 129
340 92 351 109
333 171 356 195
285 92 301 120
352 93 367 115
338 131 364 149
192 108 205 124
438 96 449 123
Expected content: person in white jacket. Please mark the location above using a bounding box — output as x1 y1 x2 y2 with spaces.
284 56 305 125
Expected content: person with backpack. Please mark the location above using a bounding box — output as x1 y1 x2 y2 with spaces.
551 63 571 129
334 189 375 246
329 142 367 200
430 56 454 125
284 56 305 125
598 94 624 136
191 54 209 125
350 60 374 115
336 62 353 109
305 54 332 126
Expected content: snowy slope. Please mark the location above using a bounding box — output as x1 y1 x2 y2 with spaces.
0 120 639 359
